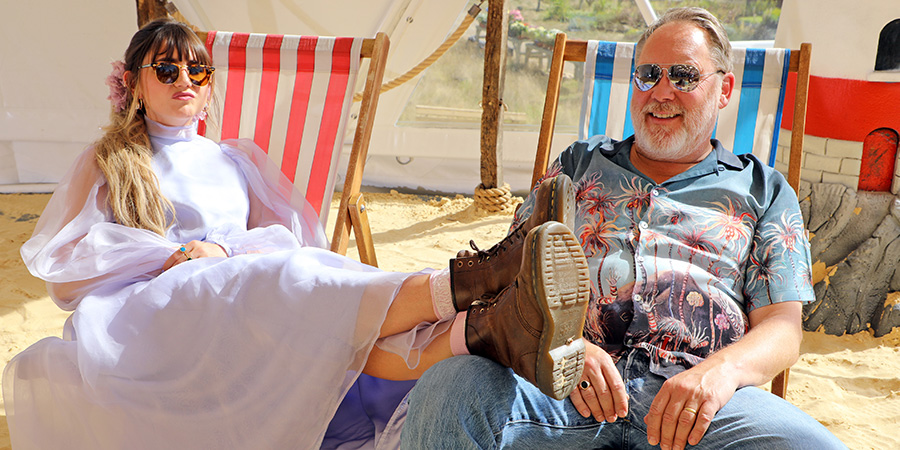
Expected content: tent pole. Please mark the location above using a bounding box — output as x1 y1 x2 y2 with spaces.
634 0 658 26
478 0 509 209
135 0 169 27
136 0 194 29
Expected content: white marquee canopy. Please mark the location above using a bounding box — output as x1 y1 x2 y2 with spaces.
3 0 898 194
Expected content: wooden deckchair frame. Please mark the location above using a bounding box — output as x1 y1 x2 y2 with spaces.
533 33 813 399
196 31 390 268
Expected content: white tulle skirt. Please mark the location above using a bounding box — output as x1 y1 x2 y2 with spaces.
4 247 441 449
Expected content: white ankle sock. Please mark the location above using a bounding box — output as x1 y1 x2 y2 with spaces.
429 267 455 320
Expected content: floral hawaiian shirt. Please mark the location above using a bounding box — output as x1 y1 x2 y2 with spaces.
512 135 815 378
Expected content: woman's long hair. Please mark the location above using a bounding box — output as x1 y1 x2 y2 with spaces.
94 18 213 236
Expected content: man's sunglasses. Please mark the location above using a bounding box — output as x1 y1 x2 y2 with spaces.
139 62 216 87
632 63 725 93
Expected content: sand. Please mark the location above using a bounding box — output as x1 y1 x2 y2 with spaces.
1 191 898 449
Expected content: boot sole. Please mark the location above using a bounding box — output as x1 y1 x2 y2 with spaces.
449 174 574 311
549 174 576 232
527 221 591 400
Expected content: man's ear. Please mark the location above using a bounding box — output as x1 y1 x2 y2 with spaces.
718 71 735 109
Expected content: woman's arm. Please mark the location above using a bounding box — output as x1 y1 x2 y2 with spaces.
219 139 329 250
22 148 176 308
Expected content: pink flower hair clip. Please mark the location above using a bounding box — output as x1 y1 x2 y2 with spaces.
106 60 128 113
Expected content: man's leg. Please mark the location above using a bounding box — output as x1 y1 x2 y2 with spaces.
402 352 847 449
400 355 625 449
618 351 847 450
690 385 847 449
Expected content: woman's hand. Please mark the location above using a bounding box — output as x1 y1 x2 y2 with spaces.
162 240 227 271
569 341 629 423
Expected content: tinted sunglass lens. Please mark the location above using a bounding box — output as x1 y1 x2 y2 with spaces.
669 64 701 91
186 66 211 86
154 63 180 84
633 64 661 91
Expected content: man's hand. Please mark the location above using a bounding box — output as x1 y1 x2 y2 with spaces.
644 301 803 450
644 362 739 450
162 240 227 271
569 341 629 423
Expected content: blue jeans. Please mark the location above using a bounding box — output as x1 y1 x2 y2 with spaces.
400 352 846 449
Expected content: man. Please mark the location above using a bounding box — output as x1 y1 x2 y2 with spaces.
400 7 845 449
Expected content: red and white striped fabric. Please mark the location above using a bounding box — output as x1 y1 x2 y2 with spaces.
202 32 363 224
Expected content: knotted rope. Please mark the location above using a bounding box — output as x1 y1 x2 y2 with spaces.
353 2 483 102
474 183 516 212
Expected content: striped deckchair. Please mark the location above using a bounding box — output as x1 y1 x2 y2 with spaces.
197 31 390 267
534 33 811 198
534 33 812 400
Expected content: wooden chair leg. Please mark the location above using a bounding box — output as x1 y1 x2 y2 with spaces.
771 368 789 398
349 193 378 268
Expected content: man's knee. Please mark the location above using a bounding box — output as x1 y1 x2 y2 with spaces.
706 387 846 449
403 356 513 448
410 356 510 403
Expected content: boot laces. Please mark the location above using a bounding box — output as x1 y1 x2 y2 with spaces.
467 240 504 263
470 298 492 312
466 224 525 263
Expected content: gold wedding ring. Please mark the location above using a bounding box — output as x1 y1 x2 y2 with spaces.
683 407 698 415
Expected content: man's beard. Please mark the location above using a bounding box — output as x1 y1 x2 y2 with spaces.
631 93 718 162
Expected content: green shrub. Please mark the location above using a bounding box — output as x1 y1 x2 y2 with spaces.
545 0 571 21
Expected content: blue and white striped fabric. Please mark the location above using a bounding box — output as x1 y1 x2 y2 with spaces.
578 41 791 167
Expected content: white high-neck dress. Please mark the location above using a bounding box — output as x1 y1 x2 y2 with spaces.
3 118 443 449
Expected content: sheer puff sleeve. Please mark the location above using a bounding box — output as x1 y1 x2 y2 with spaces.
22 138 331 310
215 138 328 255
20 147 175 310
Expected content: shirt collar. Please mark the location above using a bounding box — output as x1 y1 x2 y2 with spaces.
606 136 744 184
713 139 744 169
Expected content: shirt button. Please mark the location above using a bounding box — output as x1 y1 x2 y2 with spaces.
651 189 660 196
633 294 642 302
639 221 649 230
636 256 645 263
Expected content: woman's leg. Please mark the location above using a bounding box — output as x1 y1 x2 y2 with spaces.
369 222 592 401
363 330 453 380
378 273 441 338
363 271 457 380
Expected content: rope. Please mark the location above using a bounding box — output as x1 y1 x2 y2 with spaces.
353 2 483 102
473 183 516 212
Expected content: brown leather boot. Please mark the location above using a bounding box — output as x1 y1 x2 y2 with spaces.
450 174 575 311
465 221 590 400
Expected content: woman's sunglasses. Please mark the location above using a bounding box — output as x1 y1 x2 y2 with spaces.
632 63 725 93
139 62 215 87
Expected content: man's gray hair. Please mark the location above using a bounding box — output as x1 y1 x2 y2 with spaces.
634 7 734 73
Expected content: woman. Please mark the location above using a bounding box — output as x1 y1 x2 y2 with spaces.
3 19 590 449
